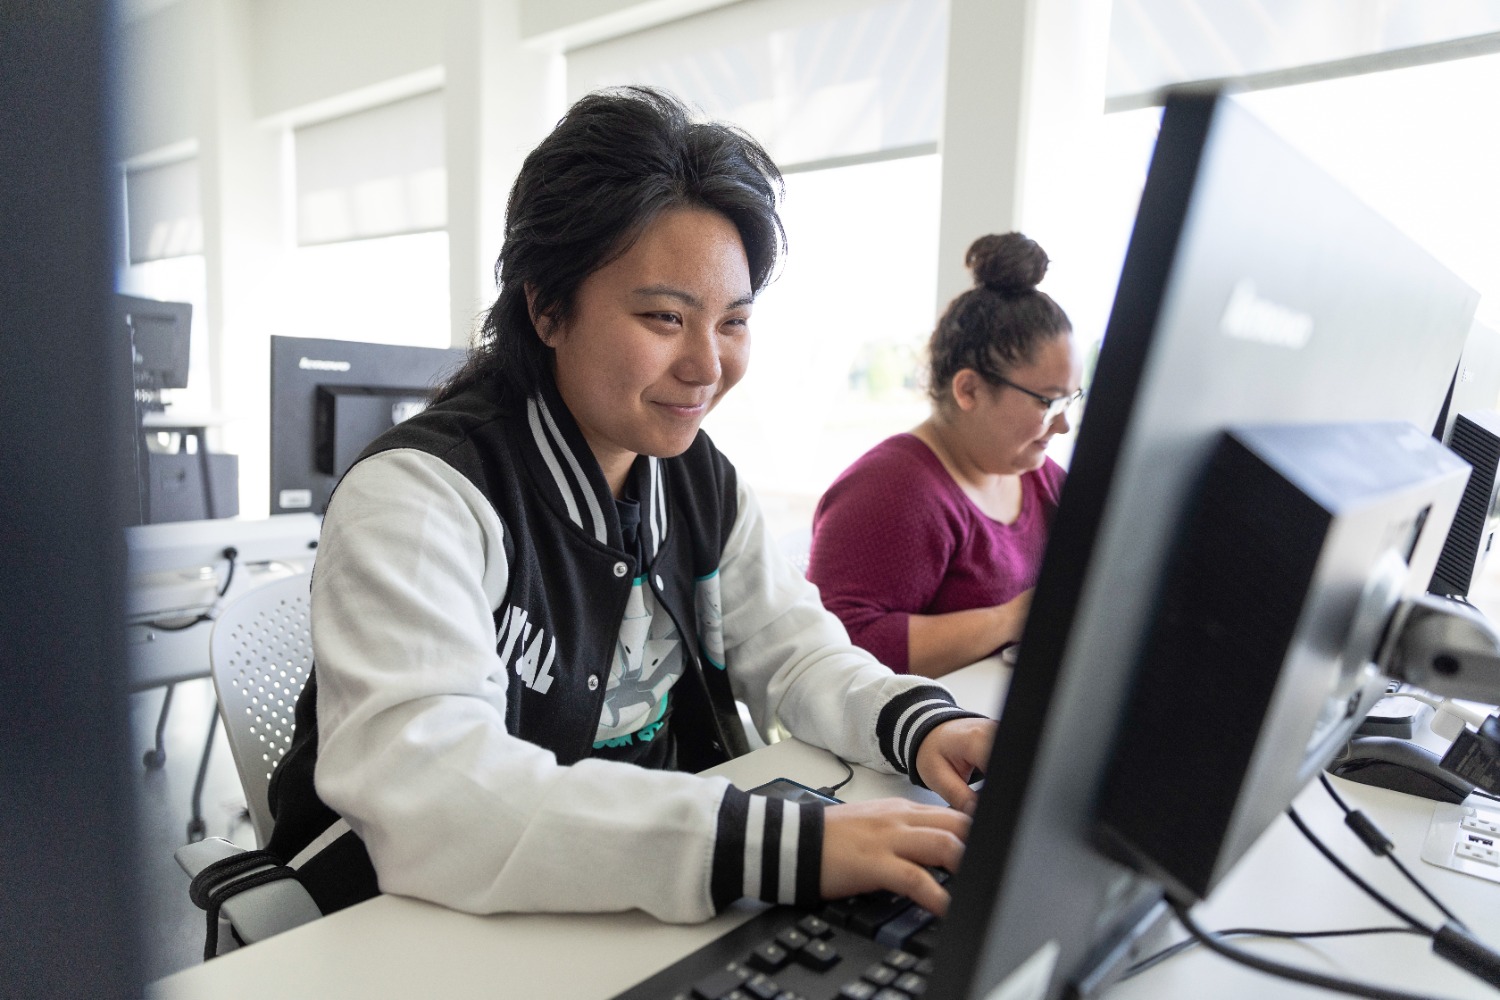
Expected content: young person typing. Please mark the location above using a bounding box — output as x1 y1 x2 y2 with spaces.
265 87 994 925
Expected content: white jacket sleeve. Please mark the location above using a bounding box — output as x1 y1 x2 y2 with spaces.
717 481 979 778
310 449 766 922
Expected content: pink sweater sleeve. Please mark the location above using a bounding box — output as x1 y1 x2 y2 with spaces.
807 439 959 672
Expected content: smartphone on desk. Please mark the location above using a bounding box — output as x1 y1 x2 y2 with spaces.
747 777 842 805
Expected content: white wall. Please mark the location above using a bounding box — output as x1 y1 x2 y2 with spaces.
117 0 202 161
250 0 445 122
113 0 1120 516
519 0 737 47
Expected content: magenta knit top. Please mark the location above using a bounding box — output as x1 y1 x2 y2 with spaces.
807 433 1066 672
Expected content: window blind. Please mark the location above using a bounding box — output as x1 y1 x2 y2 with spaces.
294 89 446 246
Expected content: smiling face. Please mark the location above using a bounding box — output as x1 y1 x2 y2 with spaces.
952 332 1084 476
540 207 753 496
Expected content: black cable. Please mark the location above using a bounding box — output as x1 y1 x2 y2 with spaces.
1321 771 1354 813
139 612 215 632
1122 924 1423 980
140 546 239 631
817 756 856 797
1285 807 1434 935
1170 899 1467 1000
1474 788 1500 803
216 546 238 597
1386 854 1465 930
1319 774 1467 928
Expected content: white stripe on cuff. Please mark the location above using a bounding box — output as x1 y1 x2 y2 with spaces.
778 803 800 904
900 705 956 767
742 794 767 900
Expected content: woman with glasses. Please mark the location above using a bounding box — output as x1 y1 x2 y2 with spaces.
808 232 1084 678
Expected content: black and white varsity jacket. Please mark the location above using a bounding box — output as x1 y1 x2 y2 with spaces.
266 375 977 923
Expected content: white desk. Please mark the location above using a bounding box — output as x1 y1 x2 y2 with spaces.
150 661 1500 1000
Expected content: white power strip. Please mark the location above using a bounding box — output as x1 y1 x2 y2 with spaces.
1422 800 1500 883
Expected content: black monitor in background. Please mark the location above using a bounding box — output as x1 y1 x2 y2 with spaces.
930 88 1476 1000
1433 318 1500 446
116 293 194 525
269 335 467 516
1428 319 1500 599
117 293 191 405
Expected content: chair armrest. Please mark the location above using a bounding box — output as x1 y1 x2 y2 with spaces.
175 838 323 945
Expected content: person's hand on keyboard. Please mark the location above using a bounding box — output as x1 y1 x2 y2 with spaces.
914 716 995 816
820 798 970 916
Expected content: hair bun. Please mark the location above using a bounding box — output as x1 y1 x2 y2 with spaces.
965 232 1049 294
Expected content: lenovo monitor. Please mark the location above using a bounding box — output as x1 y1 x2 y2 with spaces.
931 87 1476 1000
269 336 467 516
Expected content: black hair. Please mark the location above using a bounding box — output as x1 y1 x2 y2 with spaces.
926 232 1073 409
435 86 785 405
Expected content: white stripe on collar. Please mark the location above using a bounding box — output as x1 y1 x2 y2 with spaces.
526 399 582 528
648 457 666 560
528 397 608 543
548 400 608 543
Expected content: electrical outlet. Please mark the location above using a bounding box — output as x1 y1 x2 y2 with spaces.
1460 812 1500 837
1456 837 1500 867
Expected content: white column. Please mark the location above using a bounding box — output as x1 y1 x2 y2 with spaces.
197 0 290 517
444 0 565 350
935 0 1113 311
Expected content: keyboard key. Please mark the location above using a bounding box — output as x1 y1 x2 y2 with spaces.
906 925 941 958
798 938 841 971
775 927 810 952
747 942 789 972
874 905 934 950
872 989 909 1000
820 897 858 927
838 982 878 1000
797 914 832 938
882 950 918 972
861 962 897 986
742 973 782 1000
894 971 927 996
691 965 749 1000
913 958 936 977
847 893 912 936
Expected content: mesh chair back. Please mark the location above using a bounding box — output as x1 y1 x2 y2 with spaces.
209 572 313 846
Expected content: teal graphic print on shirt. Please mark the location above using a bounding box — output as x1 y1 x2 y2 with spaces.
594 576 682 745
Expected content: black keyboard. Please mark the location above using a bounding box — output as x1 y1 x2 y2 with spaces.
611 882 945 1000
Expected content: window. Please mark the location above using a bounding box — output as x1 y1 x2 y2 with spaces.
569 0 948 168
570 0 951 538
704 154 941 537
286 92 452 348
1235 51 1500 329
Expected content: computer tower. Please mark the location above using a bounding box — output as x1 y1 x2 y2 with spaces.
144 451 240 523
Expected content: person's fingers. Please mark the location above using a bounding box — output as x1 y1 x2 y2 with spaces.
820 800 971 907
916 719 995 812
896 823 967 874
858 825 965 914
925 765 980 815
885 859 952 916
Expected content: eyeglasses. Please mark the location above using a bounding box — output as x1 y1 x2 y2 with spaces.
990 375 1086 423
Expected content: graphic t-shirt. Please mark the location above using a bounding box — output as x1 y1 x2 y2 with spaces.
590 496 681 768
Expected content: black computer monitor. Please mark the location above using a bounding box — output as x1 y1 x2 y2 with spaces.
1428 319 1500 599
1433 318 1500 446
269 335 467 516
117 293 191 397
930 88 1477 1000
